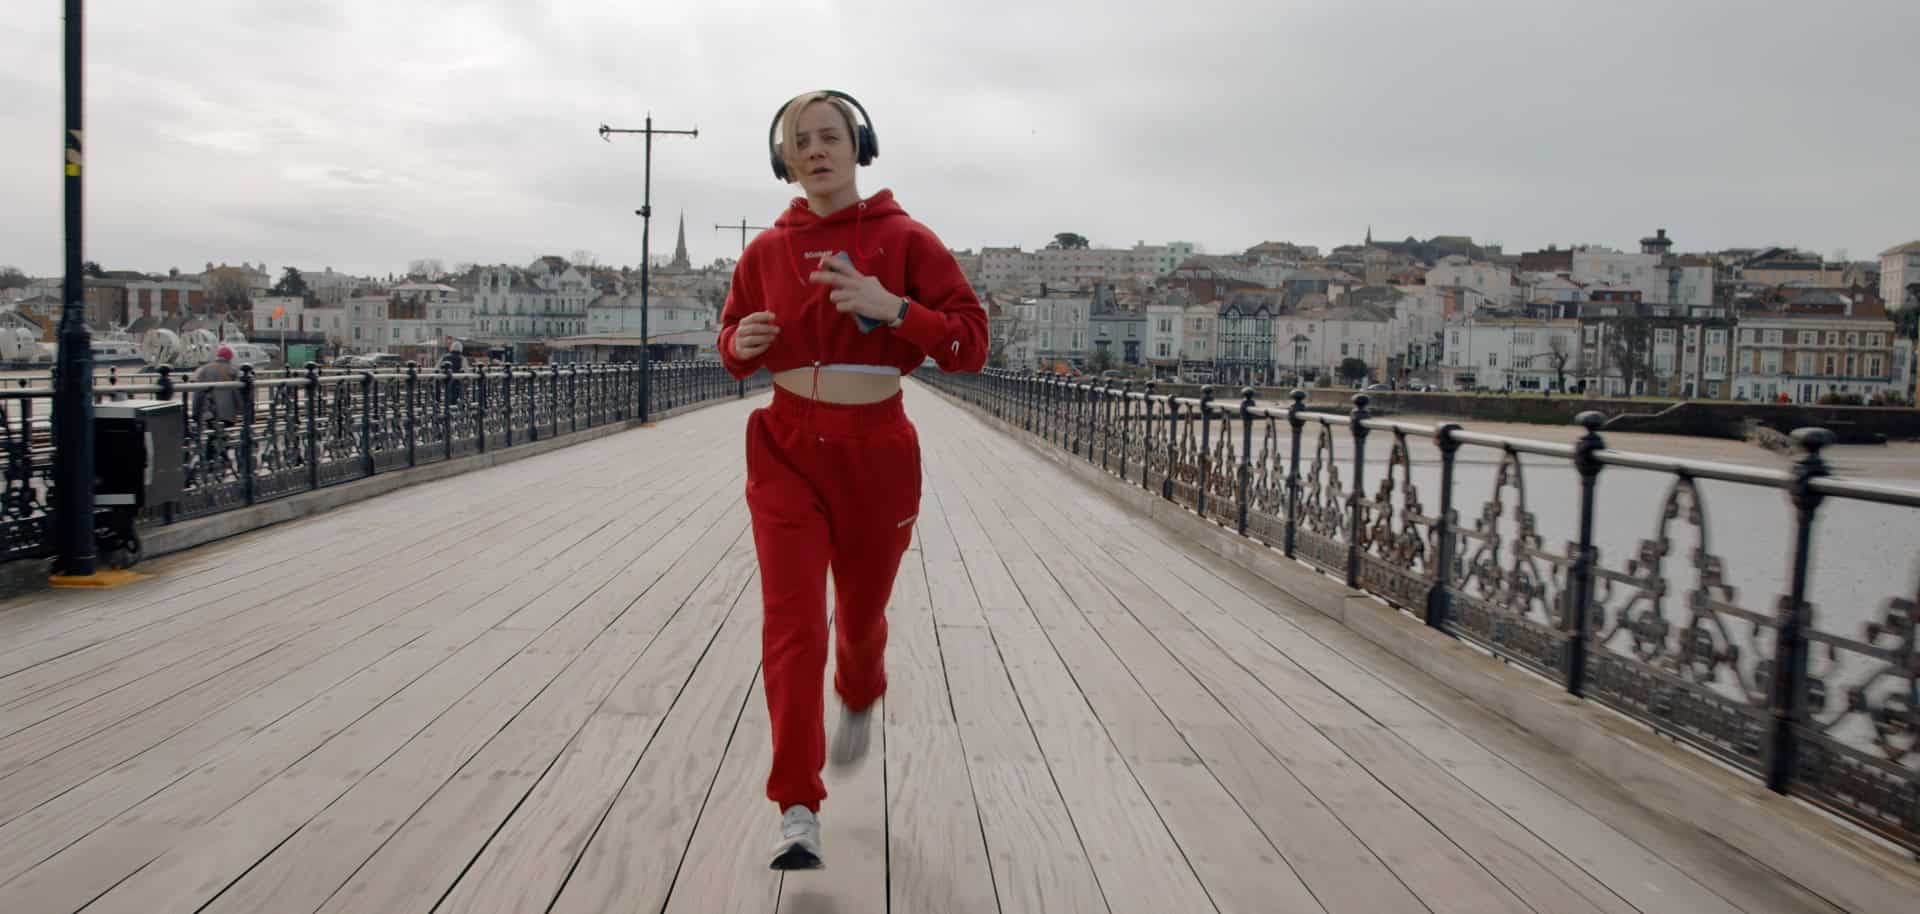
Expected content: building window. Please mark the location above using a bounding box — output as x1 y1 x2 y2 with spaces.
1800 331 1818 346
1157 342 1170 358
1869 357 1884 376
1158 319 1172 333
1656 328 1675 345
1847 333 1860 347
1488 353 1498 367
1797 354 1813 375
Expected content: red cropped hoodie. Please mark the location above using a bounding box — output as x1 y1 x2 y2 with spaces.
717 189 988 381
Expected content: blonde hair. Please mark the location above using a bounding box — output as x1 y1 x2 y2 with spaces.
776 91 861 183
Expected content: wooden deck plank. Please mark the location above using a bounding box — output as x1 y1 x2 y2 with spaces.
0 453 657 762
547 567 762 914
1271 608 1843 914
951 393 1774 914
885 548 1002 913
203 518 752 914
656 673 780 914
938 393 1534 914
0 384 1888 913
433 526 754 914
310 511 751 914
0 635 501 911
937 623 1107 914
0 458 731 833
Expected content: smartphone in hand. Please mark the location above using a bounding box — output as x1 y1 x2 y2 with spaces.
836 252 886 334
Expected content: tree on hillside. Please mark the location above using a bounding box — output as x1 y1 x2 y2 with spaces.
1051 232 1090 250
270 266 310 299
407 258 445 280
203 267 253 311
82 261 104 278
0 267 28 290
1339 357 1370 385
1547 334 1572 391
1606 316 1653 396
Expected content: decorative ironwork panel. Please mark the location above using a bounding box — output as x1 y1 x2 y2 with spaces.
1245 415 1288 546
1203 409 1241 526
251 383 310 502
1443 449 1572 679
1582 476 1773 772
0 399 50 561
313 381 365 486
1355 431 1434 610
1789 575 1920 851
1167 404 1202 509
1295 421 1349 575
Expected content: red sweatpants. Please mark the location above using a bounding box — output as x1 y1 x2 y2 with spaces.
746 386 921 812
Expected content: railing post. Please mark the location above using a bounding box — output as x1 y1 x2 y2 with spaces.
1347 394 1370 587
1142 380 1156 490
1767 428 1833 793
1566 411 1606 695
503 364 515 447
1426 423 1462 628
304 363 320 491
405 362 419 468
550 367 560 439
156 367 175 524
360 371 375 477
1162 396 1178 501
1198 385 1214 517
239 365 257 505
568 364 579 434
1238 387 1254 537
477 368 489 453
1285 389 1305 558
1084 381 1097 462
443 364 455 461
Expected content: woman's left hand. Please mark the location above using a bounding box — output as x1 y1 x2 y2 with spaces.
810 256 899 322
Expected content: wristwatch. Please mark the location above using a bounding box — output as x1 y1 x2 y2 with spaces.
888 297 910 329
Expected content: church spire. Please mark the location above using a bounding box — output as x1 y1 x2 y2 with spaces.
671 211 691 271
1365 225 1372 247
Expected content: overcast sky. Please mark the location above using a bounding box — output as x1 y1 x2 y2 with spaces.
3 0 1917 279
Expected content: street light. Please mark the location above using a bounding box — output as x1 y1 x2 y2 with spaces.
598 115 697 423
53 0 96 578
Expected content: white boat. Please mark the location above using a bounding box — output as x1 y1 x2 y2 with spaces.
90 329 146 365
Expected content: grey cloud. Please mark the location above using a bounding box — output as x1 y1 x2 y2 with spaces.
2 0 1917 277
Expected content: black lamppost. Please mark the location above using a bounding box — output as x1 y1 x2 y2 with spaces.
53 0 95 577
598 116 697 423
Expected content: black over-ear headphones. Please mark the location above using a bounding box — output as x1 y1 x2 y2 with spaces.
767 90 879 182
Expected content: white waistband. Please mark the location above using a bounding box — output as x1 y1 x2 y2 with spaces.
815 363 901 376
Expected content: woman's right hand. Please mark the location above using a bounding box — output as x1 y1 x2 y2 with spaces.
731 311 779 360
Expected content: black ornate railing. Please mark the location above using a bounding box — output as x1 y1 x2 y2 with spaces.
1 360 765 565
922 367 1920 855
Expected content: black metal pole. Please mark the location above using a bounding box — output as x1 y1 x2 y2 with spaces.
1767 428 1833 793
1347 394 1371 588
1198 385 1214 517
1566 411 1606 695
53 0 95 577
600 116 696 425
1426 422 1462 628
1285 389 1306 558
1238 388 1254 537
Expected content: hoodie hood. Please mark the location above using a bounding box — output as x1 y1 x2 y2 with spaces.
772 188 905 230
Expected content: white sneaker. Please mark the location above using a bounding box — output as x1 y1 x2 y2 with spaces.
770 805 823 870
827 701 873 771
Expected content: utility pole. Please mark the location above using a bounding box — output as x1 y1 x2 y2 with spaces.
714 219 770 254
599 116 696 423
54 0 95 579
